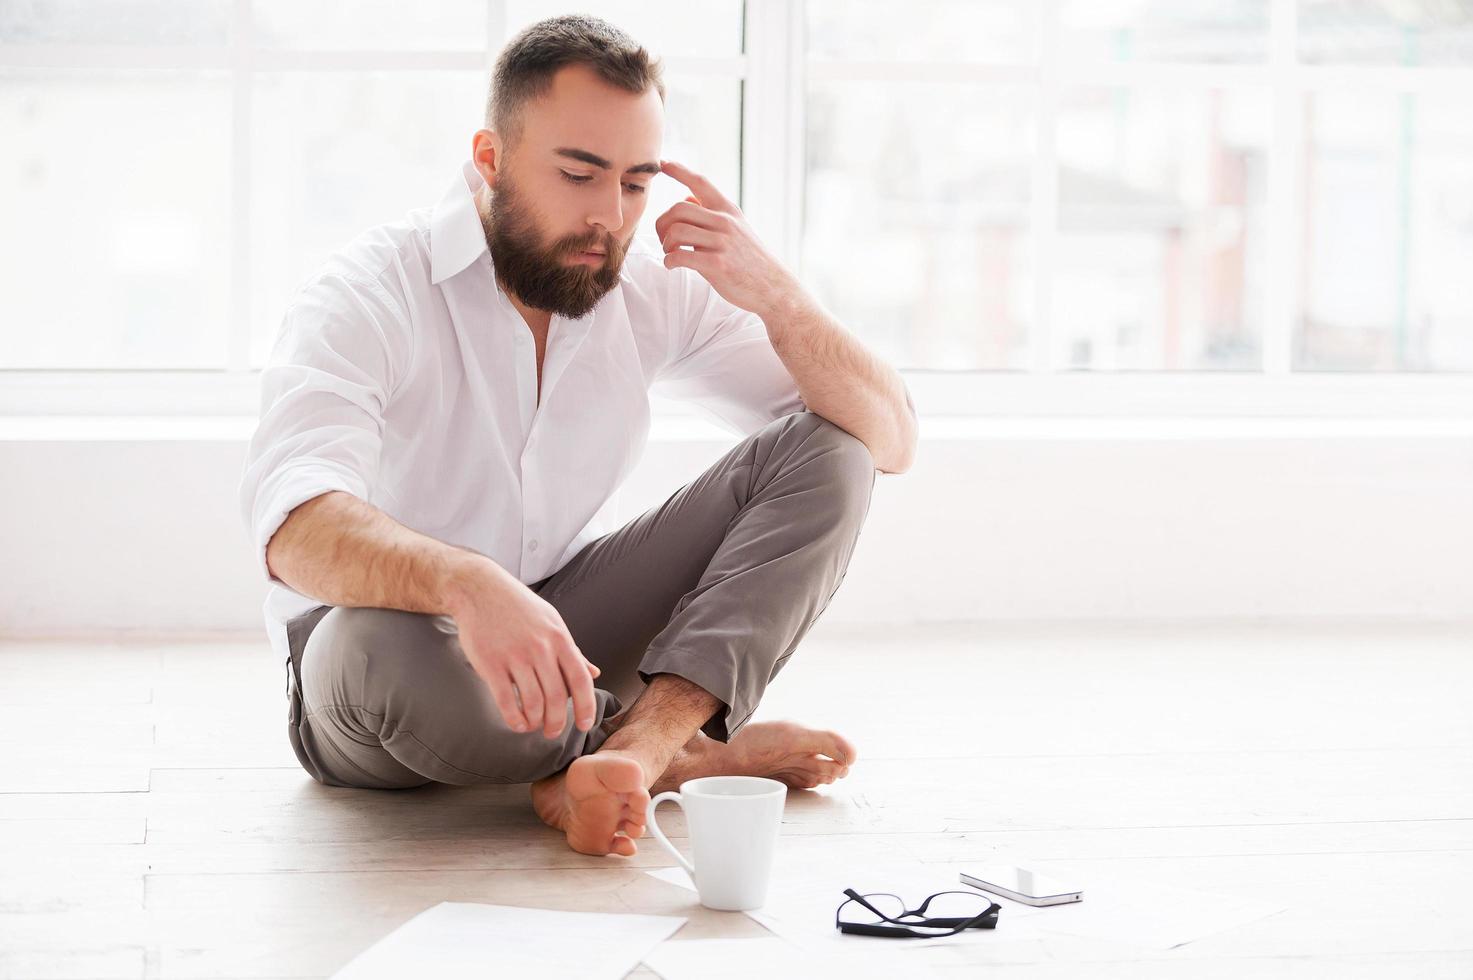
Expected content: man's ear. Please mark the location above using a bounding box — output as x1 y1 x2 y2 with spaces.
471 128 503 188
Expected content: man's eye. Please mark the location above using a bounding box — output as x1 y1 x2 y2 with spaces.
560 170 647 194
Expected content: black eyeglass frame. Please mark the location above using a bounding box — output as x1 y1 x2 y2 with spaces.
835 887 1002 939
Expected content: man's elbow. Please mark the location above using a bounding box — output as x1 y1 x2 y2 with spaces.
876 441 917 475
264 525 297 588
874 404 919 475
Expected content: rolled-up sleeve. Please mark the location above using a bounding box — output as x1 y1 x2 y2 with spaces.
238 273 411 587
650 267 806 437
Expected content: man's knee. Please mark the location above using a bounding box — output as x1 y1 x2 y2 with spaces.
779 411 877 515
301 605 468 747
305 605 592 785
305 606 432 690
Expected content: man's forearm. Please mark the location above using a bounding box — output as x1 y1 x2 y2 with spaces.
264 490 501 615
757 291 918 474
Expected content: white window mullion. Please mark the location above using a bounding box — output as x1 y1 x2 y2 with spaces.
1263 0 1299 375
1031 0 1060 373
487 1 507 91
226 0 254 372
0 43 229 69
740 0 804 269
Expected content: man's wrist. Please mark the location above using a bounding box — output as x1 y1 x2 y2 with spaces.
753 277 808 328
440 550 506 618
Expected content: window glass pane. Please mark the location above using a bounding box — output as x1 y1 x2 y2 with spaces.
250 71 486 366
806 0 1036 63
0 0 229 45
1055 87 1269 370
1299 0 1473 65
253 0 485 50
504 2 744 59
634 76 742 254
249 71 739 366
1059 0 1269 63
1298 92 1473 371
803 81 1033 370
0 70 231 368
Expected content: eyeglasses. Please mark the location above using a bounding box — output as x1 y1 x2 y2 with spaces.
835 888 1002 939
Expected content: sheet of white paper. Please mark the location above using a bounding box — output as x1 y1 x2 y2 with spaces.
644 937 910 980
990 864 1289 950
330 901 686 980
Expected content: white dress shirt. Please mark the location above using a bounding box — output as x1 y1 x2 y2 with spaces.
239 159 806 668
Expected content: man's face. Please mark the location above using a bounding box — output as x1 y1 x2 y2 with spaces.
481 63 664 319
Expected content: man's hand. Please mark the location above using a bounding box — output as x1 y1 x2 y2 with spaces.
654 159 804 320
445 562 601 740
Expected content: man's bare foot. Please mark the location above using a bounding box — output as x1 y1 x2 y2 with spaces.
530 751 652 857
658 721 858 793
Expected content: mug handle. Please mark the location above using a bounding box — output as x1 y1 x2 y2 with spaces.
646 791 695 877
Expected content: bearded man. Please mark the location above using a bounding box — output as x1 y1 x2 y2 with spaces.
239 14 917 857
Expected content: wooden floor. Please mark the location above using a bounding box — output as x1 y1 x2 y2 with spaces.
2 620 1470 979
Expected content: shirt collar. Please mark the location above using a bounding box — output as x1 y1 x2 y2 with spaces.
430 159 490 286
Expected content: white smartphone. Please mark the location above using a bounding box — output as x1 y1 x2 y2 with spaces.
959 865 1083 907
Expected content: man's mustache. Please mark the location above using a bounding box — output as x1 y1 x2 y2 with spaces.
563 233 619 258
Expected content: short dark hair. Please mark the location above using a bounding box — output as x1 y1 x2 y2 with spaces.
485 14 665 149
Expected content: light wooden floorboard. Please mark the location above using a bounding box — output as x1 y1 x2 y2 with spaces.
1 621 1470 979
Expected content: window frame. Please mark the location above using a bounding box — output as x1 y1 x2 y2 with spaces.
1 0 1469 421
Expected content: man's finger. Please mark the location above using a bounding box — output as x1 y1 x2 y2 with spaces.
660 159 735 213
567 640 599 677
653 199 724 242
559 649 599 733
486 673 531 734
531 656 571 739
660 221 722 253
508 661 545 735
662 247 712 276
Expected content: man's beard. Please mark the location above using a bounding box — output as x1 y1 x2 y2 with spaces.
483 171 629 319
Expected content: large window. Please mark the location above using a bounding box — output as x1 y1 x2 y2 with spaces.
1 0 743 373
802 0 1473 373
2 1 1470 411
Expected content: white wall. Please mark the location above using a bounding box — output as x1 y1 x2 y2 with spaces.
1 418 1469 636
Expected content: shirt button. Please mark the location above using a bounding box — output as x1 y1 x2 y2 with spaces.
528 539 539 552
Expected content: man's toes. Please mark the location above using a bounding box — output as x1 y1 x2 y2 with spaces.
799 728 855 766
823 730 857 766
569 833 617 856
813 758 844 783
832 732 857 766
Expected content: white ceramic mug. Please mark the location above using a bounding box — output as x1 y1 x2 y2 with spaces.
646 775 787 911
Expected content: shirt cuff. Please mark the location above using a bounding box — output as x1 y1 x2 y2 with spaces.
250 461 370 587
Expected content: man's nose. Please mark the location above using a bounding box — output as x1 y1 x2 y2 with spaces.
587 183 625 237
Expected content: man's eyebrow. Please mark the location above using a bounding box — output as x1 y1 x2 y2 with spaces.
554 146 661 175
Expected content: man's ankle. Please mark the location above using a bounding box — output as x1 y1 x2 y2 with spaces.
649 736 714 794
593 673 723 787
596 707 628 741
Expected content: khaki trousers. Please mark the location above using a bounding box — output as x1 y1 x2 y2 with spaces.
283 410 876 789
